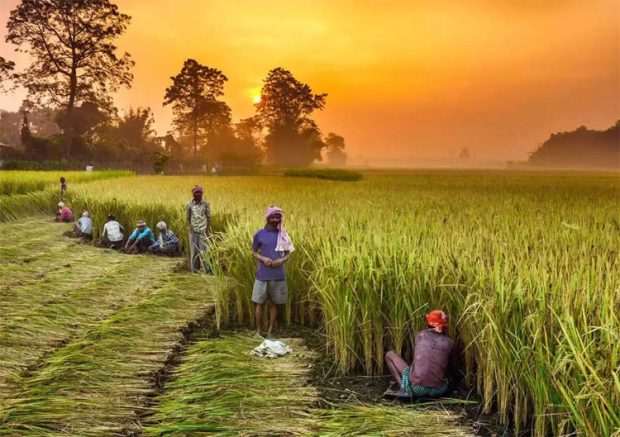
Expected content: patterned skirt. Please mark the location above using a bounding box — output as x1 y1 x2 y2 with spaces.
401 367 449 398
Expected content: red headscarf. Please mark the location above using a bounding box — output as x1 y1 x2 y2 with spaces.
425 310 449 332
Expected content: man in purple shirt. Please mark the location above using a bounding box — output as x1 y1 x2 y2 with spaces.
385 310 455 399
251 206 293 340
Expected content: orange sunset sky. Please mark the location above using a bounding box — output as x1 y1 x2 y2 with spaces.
0 0 618 166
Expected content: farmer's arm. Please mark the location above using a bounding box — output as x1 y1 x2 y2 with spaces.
125 229 138 249
186 203 192 225
252 250 269 263
271 250 291 267
251 233 272 266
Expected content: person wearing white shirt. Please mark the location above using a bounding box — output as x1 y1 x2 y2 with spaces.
102 213 124 249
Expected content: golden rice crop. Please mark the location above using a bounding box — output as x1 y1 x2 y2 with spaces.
4 170 619 435
0 170 132 195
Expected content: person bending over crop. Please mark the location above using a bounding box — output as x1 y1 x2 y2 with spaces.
102 214 124 250
149 221 180 255
186 185 211 272
251 205 294 340
56 202 73 222
125 220 156 254
385 310 455 399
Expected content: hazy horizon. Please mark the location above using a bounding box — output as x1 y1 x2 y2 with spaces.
1 0 618 167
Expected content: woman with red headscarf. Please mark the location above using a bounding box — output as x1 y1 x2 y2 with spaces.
385 310 455 399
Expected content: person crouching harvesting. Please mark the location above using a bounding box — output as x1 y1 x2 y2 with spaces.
251 205 294 340
385 310 454 399
125 220 156 254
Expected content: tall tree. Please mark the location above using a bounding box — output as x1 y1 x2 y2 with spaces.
164 59 230 158
213 117 263 167
6 0 134 158
0 56 15 92
256 67 327 167
96 107 157 165
115 107 157 159
162 132 185 160
325 132 347 166
0 103 59 149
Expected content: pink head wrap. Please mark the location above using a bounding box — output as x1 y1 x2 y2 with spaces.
265 205 295 253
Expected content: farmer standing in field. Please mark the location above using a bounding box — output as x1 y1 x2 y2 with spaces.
59 176 67 200
251 205 294 340
187 185 211 272
384 310 455 399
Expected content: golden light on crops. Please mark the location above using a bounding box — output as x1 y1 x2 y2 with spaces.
1 170 619 435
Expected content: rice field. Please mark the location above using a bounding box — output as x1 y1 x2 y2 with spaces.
1 170 619 435
0 217 473 436
0 170 132 195
0 218 214 434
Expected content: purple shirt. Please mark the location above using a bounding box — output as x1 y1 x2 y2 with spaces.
410 329 454 388
252 228 286 281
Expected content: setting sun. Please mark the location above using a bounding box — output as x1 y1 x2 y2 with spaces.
253 95 261 104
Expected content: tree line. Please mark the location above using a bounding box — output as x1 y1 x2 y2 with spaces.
528 121 619 169
0 0 347 171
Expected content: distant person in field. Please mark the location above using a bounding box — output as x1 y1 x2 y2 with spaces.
149 221 180 255
74 210 93 241
102 214 124 249
56 202 73 222
59 176 67 200
384 310 455 399
251 205 294 340
187 185 211 272
125 220 156 254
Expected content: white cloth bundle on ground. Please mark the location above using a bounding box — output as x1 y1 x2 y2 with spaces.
251 339 292 358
